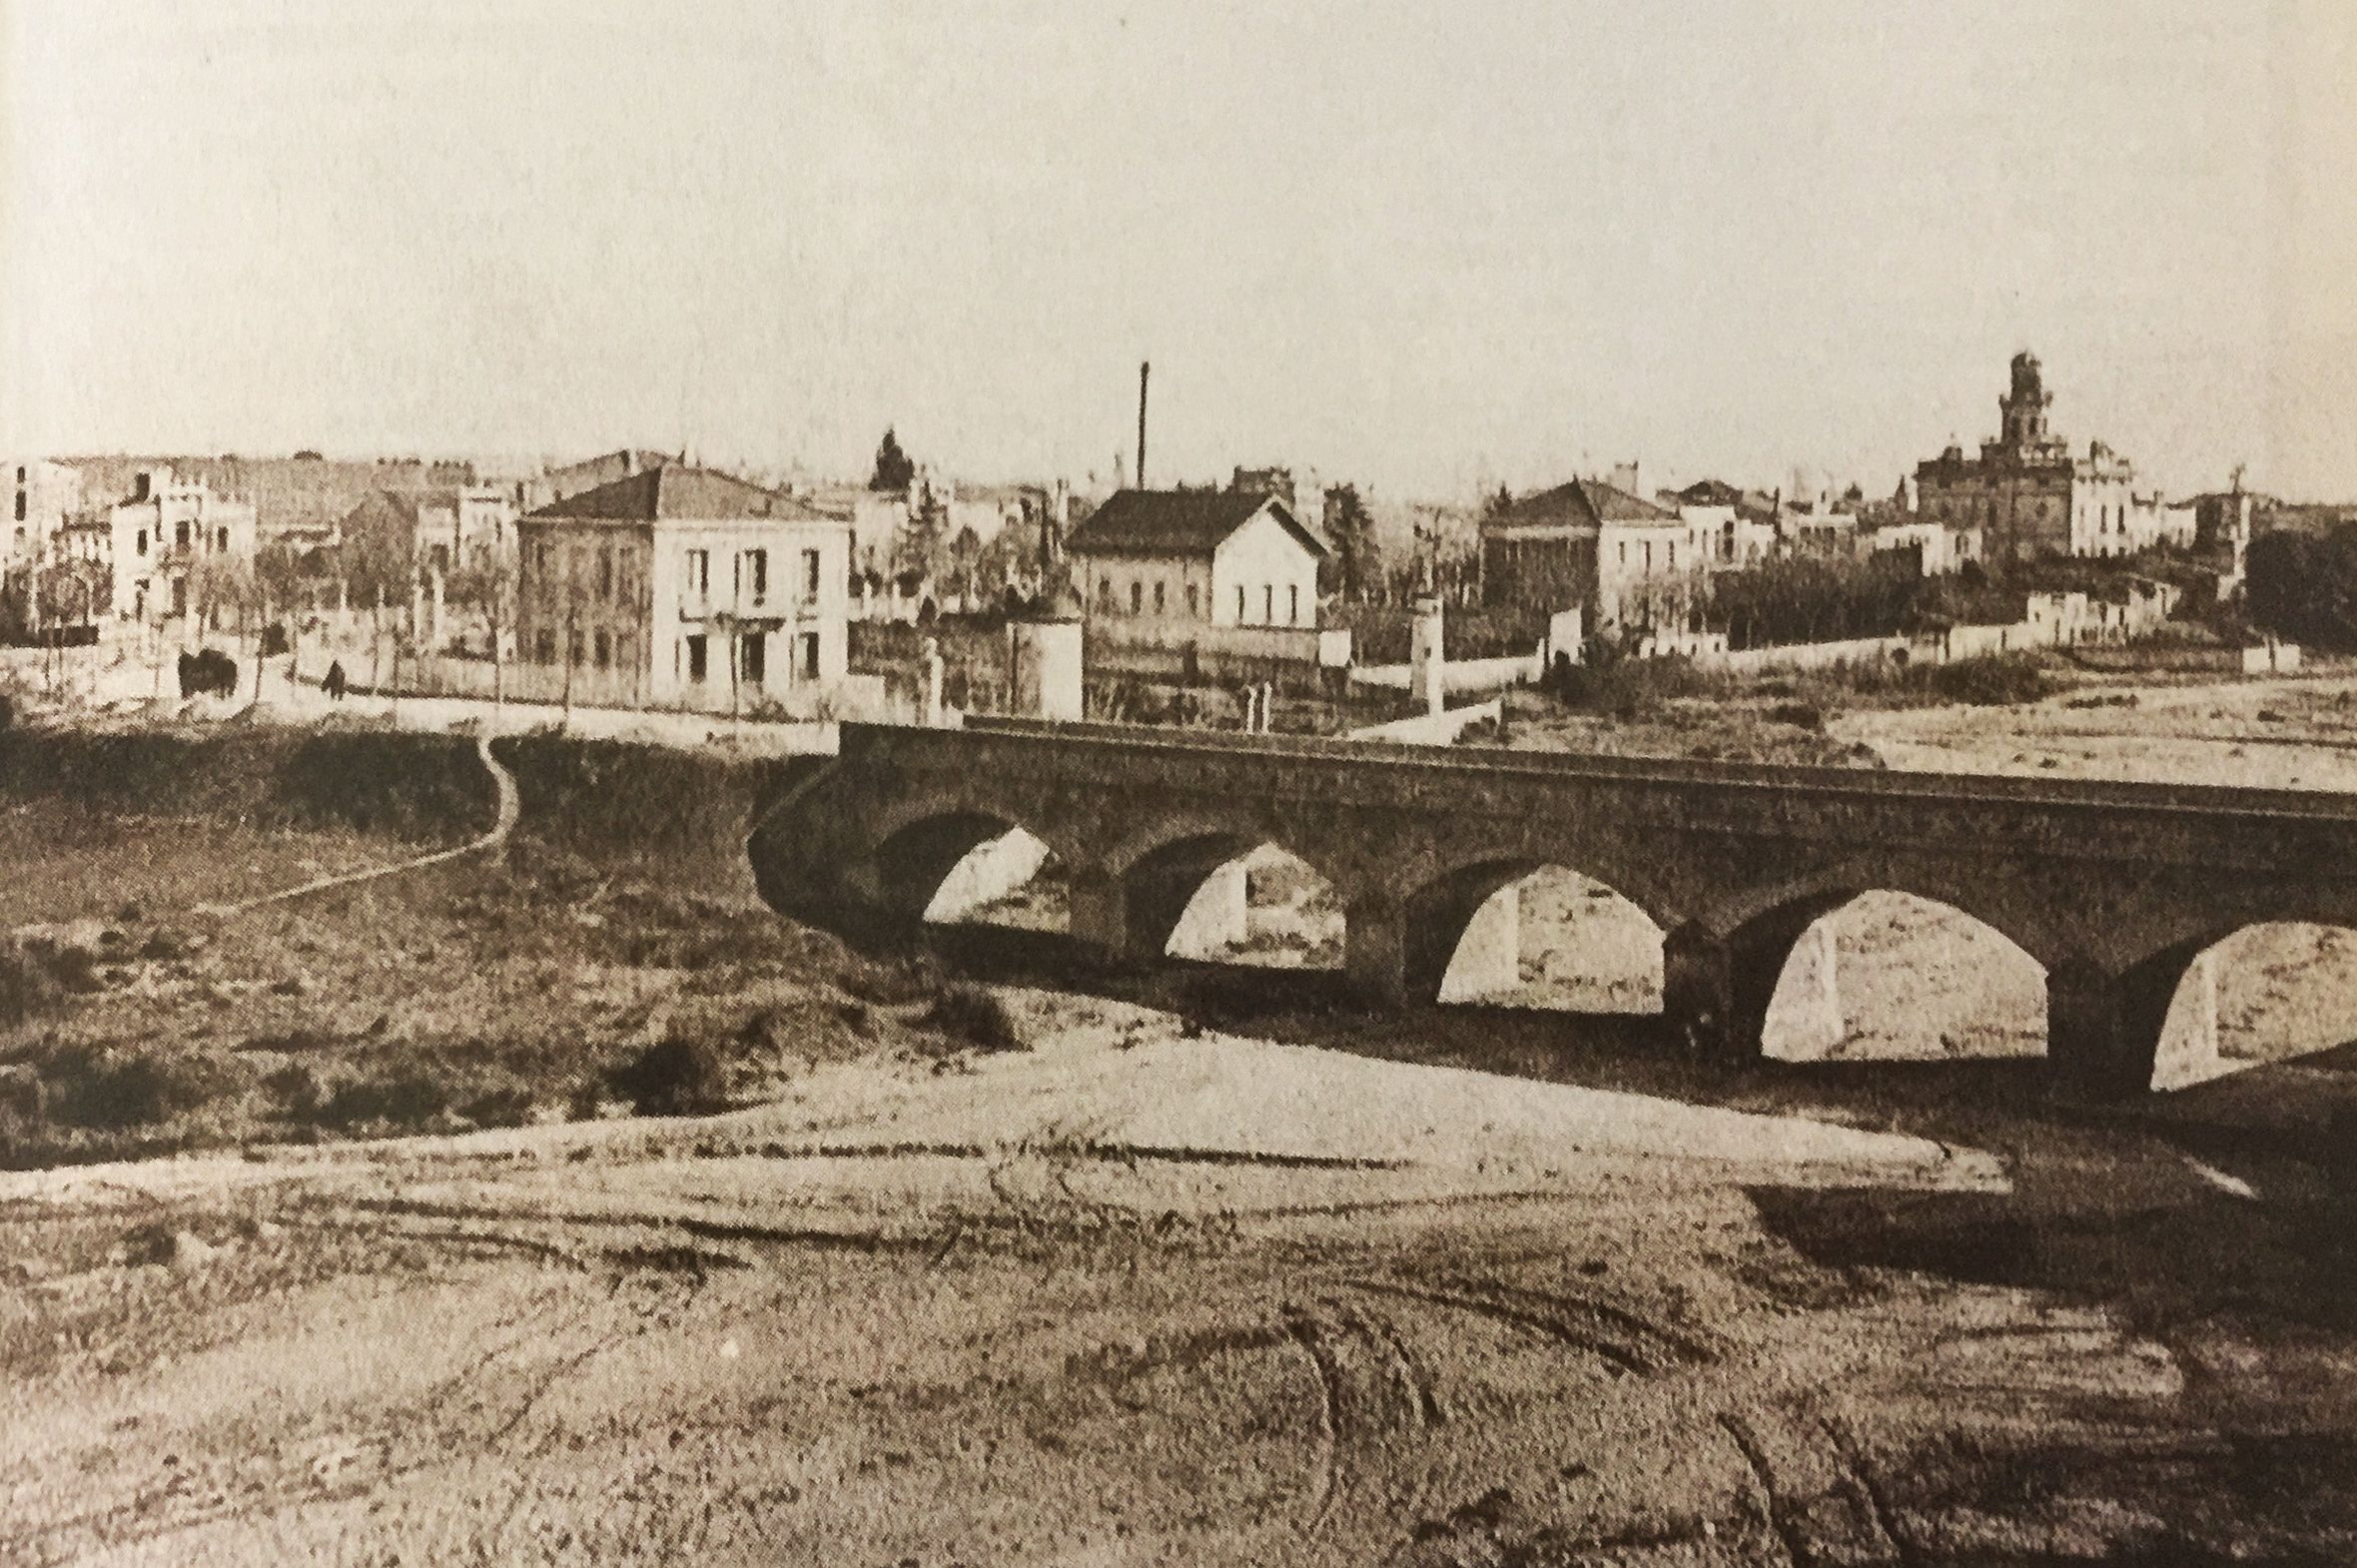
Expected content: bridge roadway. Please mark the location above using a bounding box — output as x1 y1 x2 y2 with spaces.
751 718 2357 1095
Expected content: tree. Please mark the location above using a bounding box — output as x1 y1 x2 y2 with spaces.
2249 526 2357 648
449 541 519 706
869 427 916 493
1322 483 1380 602
893 480 948 584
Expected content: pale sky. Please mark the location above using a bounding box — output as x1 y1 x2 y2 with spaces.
4 0 2353 501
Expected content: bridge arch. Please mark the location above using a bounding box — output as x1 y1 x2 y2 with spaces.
1088 816 1347 968
1672 860 2066 1069
820 795 1088 934
1396 857 1671 1010
2123 919 2357 1091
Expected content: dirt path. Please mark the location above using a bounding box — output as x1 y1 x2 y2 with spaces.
188 732 518 920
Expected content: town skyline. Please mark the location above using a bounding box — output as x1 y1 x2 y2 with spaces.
6 1 2355 502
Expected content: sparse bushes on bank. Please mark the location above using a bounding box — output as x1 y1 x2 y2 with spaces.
608 1036 730 1117
922 982 1027 1054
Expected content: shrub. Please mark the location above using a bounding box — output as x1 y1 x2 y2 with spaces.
320 1064 450 1130
922 983 1027 1054
608 1036 729 1116
1925 653 2055 706
1766 701 1826 730
1551 650 1713 716
43 1044 241 1132
1173 969 1285 1032
0 949 66 1025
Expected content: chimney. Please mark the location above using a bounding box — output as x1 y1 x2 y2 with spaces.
1137 361 1150 490
621 450 637 477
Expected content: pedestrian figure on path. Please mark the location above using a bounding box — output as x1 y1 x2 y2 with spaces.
325 659 347 702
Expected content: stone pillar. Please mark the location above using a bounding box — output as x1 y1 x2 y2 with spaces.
1343 895 1411 1005
1067 866 1132 959
922 637 946 726
2045 957 2168 1100
1410 592 1445 716
1663 922 1739 1063
1009 617 1084 721
1166 859 1250 960
1436 882 1521 1003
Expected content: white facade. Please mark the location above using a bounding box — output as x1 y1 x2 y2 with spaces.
6 457 82 570
106 468 259 624
646 516 851 707
413 486 520 573
515 508 851 713
1080 504 1322 632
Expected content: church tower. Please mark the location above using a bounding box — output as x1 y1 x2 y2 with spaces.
1998 351 2052 449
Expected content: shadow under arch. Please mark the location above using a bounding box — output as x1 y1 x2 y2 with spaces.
2147 920 2357 1091
1400 857 1669 1011
1116 830 1344 969
1752 889 2048 1064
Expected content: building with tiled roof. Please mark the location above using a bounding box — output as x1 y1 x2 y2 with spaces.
1479 477 1709 630
1066 488 1327 627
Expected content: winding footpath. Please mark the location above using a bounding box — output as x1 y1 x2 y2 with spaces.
192 732 520 919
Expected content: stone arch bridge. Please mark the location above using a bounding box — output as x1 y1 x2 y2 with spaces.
752 719 2357 1095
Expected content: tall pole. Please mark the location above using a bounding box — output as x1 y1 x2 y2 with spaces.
1137 361 1150 490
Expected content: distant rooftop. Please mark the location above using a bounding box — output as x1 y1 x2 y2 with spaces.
1487 477 1681 532
1065 488 1327 558
524 463 833 524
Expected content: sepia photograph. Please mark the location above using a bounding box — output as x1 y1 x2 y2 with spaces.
3 2 2356 1562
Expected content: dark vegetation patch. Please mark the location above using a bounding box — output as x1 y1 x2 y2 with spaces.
0 727 495 843
919 982 1028 1054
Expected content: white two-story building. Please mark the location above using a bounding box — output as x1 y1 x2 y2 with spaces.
514 464 851 713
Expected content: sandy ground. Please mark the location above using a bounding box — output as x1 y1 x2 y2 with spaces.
7 979 2356 1567
9 994 2356 1566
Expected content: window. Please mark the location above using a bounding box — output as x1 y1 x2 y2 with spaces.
593 629 610 668
1287 584 1299 624
136 529 148 556
803 548 822 599
12 491 22 521
597 548 613 600
798 631 820 680
1262 584 1273 623
1666 543 1676 570
1618 540 1627 565
685 547 709 595
176 520 190 548
1154 581 1166 615
536 629 555 663
1130 581 1143 614
568 628 585 665
1235 585 1246 621
1099 575 1113 610
217 526 230 551
746 548 769 602
742 630 767 684
685 633 708 680
1185 584 1199 617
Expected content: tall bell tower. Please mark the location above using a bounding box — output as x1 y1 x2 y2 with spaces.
1998 351 2052 449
